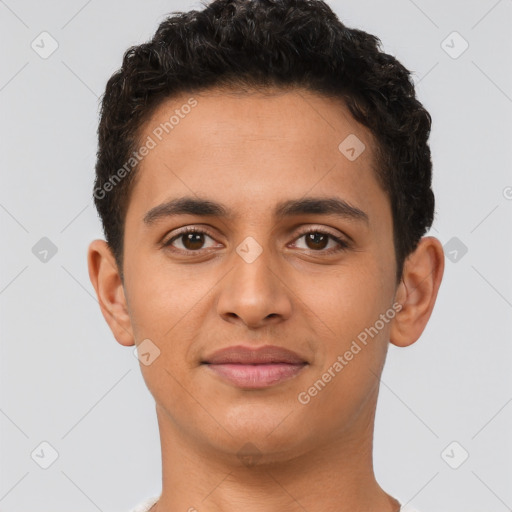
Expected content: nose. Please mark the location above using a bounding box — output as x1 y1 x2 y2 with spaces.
216 242 293 329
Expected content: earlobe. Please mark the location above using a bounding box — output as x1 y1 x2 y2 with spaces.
87 239 135 347
390 236 445 348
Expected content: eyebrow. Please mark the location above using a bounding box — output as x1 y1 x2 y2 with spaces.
143 196 369 226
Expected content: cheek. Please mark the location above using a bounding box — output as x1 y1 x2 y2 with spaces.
306 258 395 375
295 271 393 427
125 252 213 342
309 260 391 330
125 261 211 417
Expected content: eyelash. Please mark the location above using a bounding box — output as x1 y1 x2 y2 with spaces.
162 226 350 255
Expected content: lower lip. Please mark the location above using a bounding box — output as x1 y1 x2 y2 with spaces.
204 363 307 388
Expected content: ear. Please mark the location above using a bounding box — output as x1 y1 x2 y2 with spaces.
390 236 445 347
87 239 135 347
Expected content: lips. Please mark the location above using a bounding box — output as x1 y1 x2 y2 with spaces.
202 345 308 389
202 345 307 365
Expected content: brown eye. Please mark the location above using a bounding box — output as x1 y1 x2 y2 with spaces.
304 232 329 250
181 232 205 250
164 228 218 252
292 229 349 254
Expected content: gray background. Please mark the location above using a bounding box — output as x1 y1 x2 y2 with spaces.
1 0 511 510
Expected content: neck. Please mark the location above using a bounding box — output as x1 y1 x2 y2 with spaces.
151 400 401 512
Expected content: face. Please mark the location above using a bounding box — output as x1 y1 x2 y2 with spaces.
116 88 401 462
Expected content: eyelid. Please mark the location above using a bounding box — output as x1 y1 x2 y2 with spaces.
293 224 346 240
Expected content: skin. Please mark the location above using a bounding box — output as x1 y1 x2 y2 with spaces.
88 87 444 512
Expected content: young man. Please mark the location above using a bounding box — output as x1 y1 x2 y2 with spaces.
87 0 444 510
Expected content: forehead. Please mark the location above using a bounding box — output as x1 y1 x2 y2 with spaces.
126 87 388 226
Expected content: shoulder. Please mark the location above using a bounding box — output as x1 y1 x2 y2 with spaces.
129 496 159 512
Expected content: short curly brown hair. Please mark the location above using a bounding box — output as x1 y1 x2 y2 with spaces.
93 0 435 284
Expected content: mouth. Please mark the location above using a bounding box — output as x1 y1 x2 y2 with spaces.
203 362 307 388
201 345 308 389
